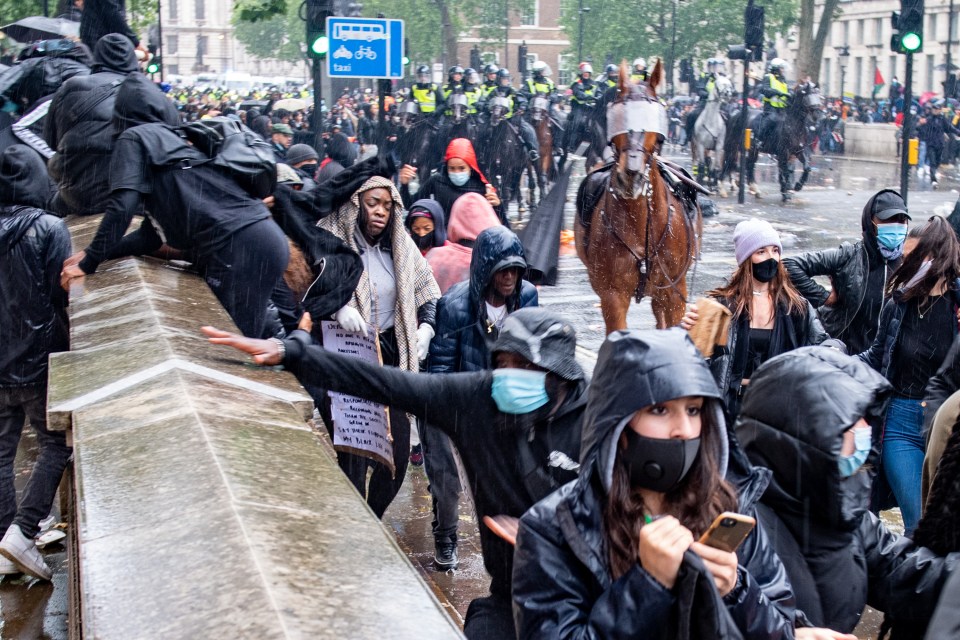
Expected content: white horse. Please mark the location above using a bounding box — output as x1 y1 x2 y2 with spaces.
691 74 734 197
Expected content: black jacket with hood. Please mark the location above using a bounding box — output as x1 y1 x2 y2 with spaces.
784 189 903 354
280 308 588 599
512 329 797 640
0 41 91 115
399 165 504 225
737 347 960 637
46 34 139 216
429 225 538 374
0 145 70 388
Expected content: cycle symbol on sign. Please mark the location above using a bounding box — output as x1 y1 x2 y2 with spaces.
355 45 377 60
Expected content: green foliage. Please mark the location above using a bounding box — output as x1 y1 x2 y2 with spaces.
235 0 288 22
232 0 304 63
0 0 46 25
127 0 158 37
561 0 798 68
360 0 445 64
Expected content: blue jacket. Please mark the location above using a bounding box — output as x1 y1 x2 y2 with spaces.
429 226 537 373
858 279 960 381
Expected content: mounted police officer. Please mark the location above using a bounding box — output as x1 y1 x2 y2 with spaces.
463 67 482 115
685 58 725 143
601 63 619 90
522 61 557 100
630 57 647 83
565 62 599 153
486 68 540 161
411 64 443 119
757 58 789 149
482 63 500 98
441 65 467 119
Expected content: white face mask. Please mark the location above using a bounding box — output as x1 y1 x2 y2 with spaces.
448 169 470 186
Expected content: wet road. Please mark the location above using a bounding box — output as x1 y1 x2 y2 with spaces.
11 151 954 637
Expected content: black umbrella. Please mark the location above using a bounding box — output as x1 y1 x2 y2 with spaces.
1 16 79 43
519 163 573 286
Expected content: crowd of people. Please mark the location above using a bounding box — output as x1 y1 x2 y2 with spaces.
1 11 960 640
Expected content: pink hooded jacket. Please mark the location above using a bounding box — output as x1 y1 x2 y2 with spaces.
426 192 502 294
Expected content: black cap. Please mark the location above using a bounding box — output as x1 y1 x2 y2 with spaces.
872 190 911 221
493 308 583 381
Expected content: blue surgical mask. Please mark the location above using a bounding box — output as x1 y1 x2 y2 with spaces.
838 427 872 477
876 223 907 251
491 369 549 414
448 170 470 187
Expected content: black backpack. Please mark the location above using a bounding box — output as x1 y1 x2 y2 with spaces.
178 117 277 199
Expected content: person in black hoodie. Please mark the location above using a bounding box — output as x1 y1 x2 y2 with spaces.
80 0 139 51
784 189 911 354
203 307 588 640
45 33 139 216
512 329 803 640
737 346 960 638
61 74 288 340
0 145 71 582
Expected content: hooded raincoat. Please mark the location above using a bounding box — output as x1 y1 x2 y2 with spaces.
426 192 501 294
784 189 904 354
0 145 70 388
46 34 139 215
737 347 960 638
430 225 537 373
512 329 797 640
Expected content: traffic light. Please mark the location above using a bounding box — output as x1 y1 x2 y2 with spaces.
470 46 481 71
306 0 333 59
518 42 528 75
727 44 762 62
898 0 924 53
745 4 765 49
146 56 161 75
890 11 902 52
403 38 410 66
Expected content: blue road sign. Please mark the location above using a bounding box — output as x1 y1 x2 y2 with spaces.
327 17 405 79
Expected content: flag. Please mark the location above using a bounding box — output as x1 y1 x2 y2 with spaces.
873 67 886 97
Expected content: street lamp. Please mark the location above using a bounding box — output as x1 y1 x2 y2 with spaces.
836 45 850 101
578 0 590 62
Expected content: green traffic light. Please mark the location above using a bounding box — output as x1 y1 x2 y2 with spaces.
147 62 159 74
402 56 410 65
901 31 922 51
311 35 329 56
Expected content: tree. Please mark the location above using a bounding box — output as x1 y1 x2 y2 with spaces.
560 0 797 76
0 0 45 23
794 0 841 84
232 0 305 63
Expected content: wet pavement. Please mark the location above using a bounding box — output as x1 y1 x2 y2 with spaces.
10 150 952 637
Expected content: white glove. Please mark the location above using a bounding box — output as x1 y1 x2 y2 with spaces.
335 305 369 335
416 323 435 362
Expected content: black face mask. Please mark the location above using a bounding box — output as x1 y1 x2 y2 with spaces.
752 258 779 283
622 429 701 493
414 231 435 251
299 163 318 176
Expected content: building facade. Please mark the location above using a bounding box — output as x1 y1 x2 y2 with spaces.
158 0 307 82
775 0 960 100
455 0 575 86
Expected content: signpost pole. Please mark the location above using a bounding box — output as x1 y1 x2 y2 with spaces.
313 57 324 153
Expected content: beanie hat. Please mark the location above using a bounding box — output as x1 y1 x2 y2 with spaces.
286 143 319 166
734 218 782 265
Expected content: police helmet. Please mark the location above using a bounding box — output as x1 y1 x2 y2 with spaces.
497 68 513 84
484 63 500 76
579 62 593 76
633 57 646 71
532 60 548 76
464 67 479 84
448 65 464 79
605 63 618 76
416 65 430 82
769 58 787 73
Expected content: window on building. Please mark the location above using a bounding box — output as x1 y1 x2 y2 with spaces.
888 55 898 86
952 12 959 45
875 18 883 45
823 58 832 96
927 54 935 91
857 19 864 45
928 13 937 41
168 64 179 75
520 0 538 26
169 0 177 20
853 57 862 96
842 21 850 46
195 0 205 21
558 53 574 86
481 51 499 66
168 35 178 54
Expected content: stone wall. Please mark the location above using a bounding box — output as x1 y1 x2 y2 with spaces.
48 215 463 639
844 122 899 160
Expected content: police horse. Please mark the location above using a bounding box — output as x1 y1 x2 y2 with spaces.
722 81 822 202
575 61 705 332
690 74 734 197
479 96 539 214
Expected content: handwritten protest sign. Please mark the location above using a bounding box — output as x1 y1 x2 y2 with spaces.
321 321 394 475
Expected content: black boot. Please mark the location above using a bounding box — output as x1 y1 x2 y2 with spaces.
434 535 458 570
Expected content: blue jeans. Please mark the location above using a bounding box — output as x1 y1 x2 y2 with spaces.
882 396 925 533
0 385 73 538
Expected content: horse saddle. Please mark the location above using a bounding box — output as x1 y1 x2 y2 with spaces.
576 163 613 237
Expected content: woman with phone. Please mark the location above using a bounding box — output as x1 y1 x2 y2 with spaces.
737 346 960 638
512 329 850 639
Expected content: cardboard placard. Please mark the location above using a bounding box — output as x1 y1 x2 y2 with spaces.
321 321 395 475
686 297 732 358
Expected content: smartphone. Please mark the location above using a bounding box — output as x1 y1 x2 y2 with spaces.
698 512 756 553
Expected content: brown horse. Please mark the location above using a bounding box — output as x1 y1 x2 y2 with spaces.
530 95 555 181
575 60 701 333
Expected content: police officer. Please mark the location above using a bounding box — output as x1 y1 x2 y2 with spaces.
522 60 556 99
463 67 482 115
487 68 540 161
757 58 789 148
630 57 647 83
442 65 466 118
686 58 721 142
482 63 500 98
566 62 599 153
411 64 443 118
601 63 619 90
